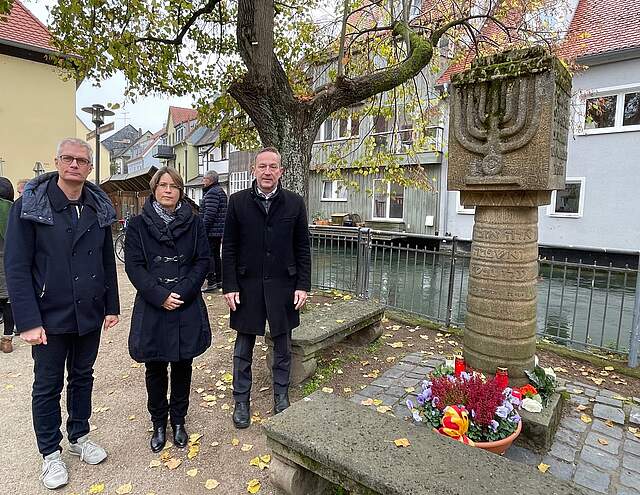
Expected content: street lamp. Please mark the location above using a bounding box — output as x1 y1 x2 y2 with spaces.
81 103 115 185
33 161 45 177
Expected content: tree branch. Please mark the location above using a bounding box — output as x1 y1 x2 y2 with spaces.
315 21 433 114
131 0 221 45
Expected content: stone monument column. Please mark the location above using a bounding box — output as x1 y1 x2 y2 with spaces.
447 47 571 385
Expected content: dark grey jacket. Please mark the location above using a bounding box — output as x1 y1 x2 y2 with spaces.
200 184 227 238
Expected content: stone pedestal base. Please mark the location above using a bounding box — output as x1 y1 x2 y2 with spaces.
517 392 565 453
463 192 549 386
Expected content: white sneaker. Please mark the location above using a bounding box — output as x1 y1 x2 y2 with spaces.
41 451 68 490
69 435 107 464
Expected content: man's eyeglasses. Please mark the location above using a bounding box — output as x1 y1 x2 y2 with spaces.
157 183 182 191
58 155 91 167
256 164 281 171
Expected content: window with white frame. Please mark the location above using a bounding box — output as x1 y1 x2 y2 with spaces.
456 192 475 215
582 85 640 133
198 150 205 175
175 125 185 142
321 180 347 201
317 116 360 141
220 141 228 160
548 178 585 217
372 180 404 220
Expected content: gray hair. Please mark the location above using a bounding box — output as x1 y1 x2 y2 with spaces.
204 170 219 183
56 138 93 163
254 146 281 165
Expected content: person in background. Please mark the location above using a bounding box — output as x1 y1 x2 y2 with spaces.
16 178 28 197
200 170 227 291
5 138 119 490
0 177 15 353
222 147 311 429
124 166 211 453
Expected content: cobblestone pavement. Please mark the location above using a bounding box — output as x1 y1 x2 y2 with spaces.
350 352 640 495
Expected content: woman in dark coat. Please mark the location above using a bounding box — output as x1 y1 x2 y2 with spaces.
0 177 14 353
124 166 211 453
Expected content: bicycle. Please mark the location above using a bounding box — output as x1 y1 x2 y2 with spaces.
114 215 130 263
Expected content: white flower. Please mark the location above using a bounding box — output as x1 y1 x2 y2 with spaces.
522 397 543 413
543 367 557 381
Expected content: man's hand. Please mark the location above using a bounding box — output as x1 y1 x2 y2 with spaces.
162 292 184 311
20 326 47 345
103 315 119 331
224 292 240 311
294 290 308 310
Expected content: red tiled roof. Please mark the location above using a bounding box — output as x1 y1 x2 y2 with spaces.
437 0 640 85
0 0 54 52
558 0 640 61
169 106 198 125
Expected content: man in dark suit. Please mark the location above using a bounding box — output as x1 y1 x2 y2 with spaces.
222 147 311 429
5 138 119 490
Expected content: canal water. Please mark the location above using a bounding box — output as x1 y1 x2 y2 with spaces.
311 244 637 354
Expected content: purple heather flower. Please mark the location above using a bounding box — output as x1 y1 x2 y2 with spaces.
496 405 510 419
431 397 440 408
460 371 471 381
422 380 432 390
412 411 423 422
510 413 521 424
510 396 521 407
471 409 476 419
406 399 414 410
416 393 426 406
490 420 499 432
447 375 456 383
503 387 512 397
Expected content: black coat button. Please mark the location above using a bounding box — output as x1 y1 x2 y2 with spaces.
76 299 81 304
91 274 96 279
88 250 93 255
67 228 73 233
74 276 79 281
72 251 76 256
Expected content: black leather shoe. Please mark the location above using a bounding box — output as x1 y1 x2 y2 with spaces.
172 424 188 448
274 393 290 415
233 402 250 429
150 425 166 453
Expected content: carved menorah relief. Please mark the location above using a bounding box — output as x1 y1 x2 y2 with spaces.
453 75 543 183
447 47 571 194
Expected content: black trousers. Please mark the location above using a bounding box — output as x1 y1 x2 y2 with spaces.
0 298 14 336
232 331 291 402
206 237 222 286
145 359 193 427
31 330 101 456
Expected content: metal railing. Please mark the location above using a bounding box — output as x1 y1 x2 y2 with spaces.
309 226 640 365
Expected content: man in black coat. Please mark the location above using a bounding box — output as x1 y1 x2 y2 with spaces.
222 147 311 429
5 138 119 490
200 170 227 291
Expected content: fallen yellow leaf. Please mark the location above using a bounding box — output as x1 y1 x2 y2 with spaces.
553 367 568 373
187 468 198 477
187 444 200 459
88 483 105 494
576 405 588 412
259 454 271 464
189 433 203 444
116 483 133 494
604 366 614 371
580 414 592 424
538 463 550 473
204 479 220 490
221 372 233 384
164 458 182 470
321 387 334 394
241 444 254 452
232 438 240 446
606 420 614 427
629 427 639 434
149 459 162 468
377 405 393 414
360 398 374 406
394 438 410 448
247 479 261 494
598 438 609 446
387 341 404 348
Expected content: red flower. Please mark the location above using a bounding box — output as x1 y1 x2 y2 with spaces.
520 384 538 397
511 389 523 400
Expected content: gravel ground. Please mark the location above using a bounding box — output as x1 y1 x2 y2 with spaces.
0 264 277 495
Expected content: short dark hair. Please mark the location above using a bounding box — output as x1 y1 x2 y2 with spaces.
0 177 14 201
254 146 282 165
149 167 184 199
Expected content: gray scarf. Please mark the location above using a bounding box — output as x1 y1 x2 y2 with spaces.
152 200 182 224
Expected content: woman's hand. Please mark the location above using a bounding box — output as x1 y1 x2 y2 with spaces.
162 292 184 310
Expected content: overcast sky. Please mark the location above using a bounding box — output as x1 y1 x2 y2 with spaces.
23 0 194 138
